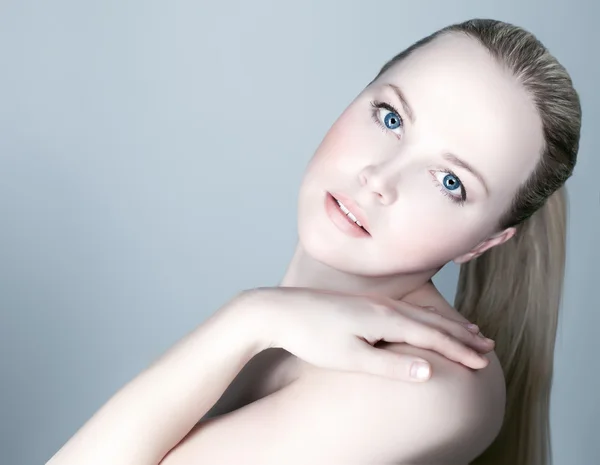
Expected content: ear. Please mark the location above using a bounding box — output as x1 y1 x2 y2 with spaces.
453 227 517 265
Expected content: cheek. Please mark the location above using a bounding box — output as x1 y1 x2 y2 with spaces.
380 196 487 267
306 108 368 174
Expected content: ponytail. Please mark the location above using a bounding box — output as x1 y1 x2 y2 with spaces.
455 186 569 465
368 16 580 464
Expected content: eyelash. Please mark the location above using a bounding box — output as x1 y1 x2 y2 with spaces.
370 100 404 138
431 170 467 206
370 99 467 206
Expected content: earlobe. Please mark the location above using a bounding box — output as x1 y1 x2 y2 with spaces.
452 227 517 265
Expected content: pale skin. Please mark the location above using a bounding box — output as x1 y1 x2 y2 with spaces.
47 32 544 465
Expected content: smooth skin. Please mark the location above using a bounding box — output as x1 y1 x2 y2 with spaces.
47 287 499 465
160 286 504 465
48 32 543 465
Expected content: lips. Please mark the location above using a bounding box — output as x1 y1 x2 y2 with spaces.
329 191 372 234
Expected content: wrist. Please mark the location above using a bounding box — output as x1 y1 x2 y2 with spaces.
218 288 278 354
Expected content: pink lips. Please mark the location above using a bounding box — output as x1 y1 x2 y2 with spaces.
329 191 371 233
324 191 371 238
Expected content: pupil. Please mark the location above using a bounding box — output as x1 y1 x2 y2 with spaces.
443 174 460 190
384 112 399 129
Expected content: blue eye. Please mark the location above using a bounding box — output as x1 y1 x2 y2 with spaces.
370 100 404 138
431 170 467 205
443 174 460 191
384 111 402 130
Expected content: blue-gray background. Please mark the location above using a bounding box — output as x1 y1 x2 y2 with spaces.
1 1 598 464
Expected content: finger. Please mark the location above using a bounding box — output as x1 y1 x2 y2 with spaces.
399 302 482 335
406 310 494 354
422 308 482 334
396 321 490 370
355 344 432 382
419 307 481 334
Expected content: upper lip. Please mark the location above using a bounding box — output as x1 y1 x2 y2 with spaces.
330 191 372 234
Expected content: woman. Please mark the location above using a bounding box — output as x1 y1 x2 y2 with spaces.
48 18 581 465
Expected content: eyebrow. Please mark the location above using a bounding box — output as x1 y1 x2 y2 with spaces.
385 83 415 124
443 152 490 196
383 83 489 196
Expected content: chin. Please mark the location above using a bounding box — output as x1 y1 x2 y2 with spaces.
297 222 393 277
298 219 451 279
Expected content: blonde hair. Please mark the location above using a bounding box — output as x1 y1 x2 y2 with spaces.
371 19 581 464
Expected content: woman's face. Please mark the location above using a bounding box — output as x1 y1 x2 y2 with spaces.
297 33 545 277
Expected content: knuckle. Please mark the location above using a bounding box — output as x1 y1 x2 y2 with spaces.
465 327 480 341
381 360 397 378
462 327 483 345
384 358 406 379
452 323 473 338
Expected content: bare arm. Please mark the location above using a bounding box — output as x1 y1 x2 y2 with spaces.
201 347 298 421
48 285 497 465
159 285 504 464
47 291 267 465
160 344 505 465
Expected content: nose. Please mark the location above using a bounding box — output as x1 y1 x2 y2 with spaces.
358 163 398 205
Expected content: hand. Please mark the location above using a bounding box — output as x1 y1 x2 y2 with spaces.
241 286 495 382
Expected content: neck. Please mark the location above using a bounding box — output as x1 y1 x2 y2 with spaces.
279 242 440 301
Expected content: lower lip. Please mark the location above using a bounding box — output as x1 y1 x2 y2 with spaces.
324 192 371 238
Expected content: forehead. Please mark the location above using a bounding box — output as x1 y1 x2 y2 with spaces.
377 34 544 195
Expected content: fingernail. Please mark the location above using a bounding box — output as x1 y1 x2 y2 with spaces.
410 361 431 380
465 323 479 332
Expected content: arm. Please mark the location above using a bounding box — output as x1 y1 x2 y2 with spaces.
161 344 506 465
47 291 268 465
49 284 499 465
201 347 298 421
162 286 502 464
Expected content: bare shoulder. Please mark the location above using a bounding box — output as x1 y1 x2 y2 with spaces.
400 280 506 409
395 281 507 452
289 281 507 462
378 341 506 457
163 283 506 464
167 346 506 465
297 334 505 462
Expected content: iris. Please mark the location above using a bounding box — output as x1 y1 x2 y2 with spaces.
384 112 402 129
443 174 461 191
